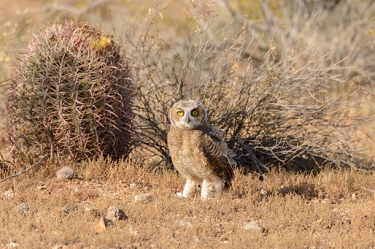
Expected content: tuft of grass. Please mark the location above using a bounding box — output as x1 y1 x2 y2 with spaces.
0 158 375 248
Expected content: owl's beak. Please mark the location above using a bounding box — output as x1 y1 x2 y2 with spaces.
186 116 191 123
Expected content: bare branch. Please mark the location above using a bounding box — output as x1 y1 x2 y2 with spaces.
0 155 47 184
25 0 110 16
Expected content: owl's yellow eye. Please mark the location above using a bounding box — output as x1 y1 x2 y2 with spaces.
191 109 199 116
177 110 184 117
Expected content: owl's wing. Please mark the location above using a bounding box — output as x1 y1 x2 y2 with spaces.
208 126 225 140
208 126 237 166
199 129 235 187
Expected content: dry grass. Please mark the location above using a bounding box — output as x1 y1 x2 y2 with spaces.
0 158 375 248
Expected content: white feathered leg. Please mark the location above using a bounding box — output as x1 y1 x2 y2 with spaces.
201 176 224 200
181 178 197 198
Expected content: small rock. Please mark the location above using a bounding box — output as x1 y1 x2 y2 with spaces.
222 239 229 244
321 198 331 204
243 221 263 232
19 202 29 214
191 236 201 242
129 183 137 188
36 186 46 190
177 220 192 228
61 206 69 214
84 204 100 217
51 244 63 249
95 217 113 232
278 185 291 195
134 193 152 202
56 166 74 179
128 226 139 236
84 204 96 212
2 188 14 198
70 243 84 249
259 189 267 195
90 179 101 184
106 206 128 221
72 186 79 193
330 217 351 226
4 242 18 248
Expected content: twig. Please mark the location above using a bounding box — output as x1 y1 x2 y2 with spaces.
0 155 48 184
362 187 375 194
25 0 110 16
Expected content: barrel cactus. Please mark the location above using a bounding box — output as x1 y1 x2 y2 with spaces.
7 20 133 162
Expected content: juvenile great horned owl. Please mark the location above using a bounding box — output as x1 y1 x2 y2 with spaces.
167 100 235 199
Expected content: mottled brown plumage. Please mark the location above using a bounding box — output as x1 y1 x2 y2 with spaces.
167 100 235 199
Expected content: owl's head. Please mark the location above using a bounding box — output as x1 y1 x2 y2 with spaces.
169 100 208 129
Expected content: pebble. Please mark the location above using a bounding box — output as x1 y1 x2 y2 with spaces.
2 188 14 198
84 204 96 212
192 236 201 242
243 221 263 232
51 244 63 249
36 186 46 190
134 193 153 202
4 242 18 248
61 206 69 214
95 217 113 232
19 202 29 214
90 179 102 184
84 204 100 217
51 243 83 249
128 226 139 236
56 166 74 179
106 205 128 221
177 219 192 228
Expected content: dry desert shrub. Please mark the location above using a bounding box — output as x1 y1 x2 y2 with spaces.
127 1 375 174
225 0 375 89
4 20 133 164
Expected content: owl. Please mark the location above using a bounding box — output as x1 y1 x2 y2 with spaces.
167 100 235 199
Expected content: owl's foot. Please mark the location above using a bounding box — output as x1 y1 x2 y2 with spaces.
181 178 199 198
201 177 224 199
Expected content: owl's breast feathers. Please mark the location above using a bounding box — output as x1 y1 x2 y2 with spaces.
168 125 235 188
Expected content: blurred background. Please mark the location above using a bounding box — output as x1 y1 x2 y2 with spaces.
1 0 375 89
